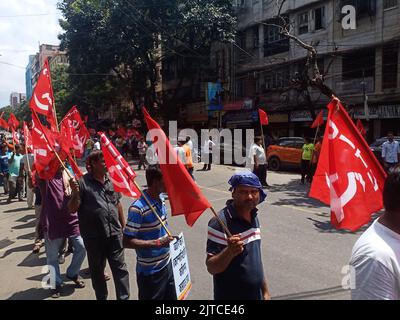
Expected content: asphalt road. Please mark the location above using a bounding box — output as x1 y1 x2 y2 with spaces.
0 163 367 300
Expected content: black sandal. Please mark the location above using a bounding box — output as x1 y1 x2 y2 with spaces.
67 275 85 288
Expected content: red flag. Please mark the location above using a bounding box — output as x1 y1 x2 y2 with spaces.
8 113 19 130
109 129 115 137
143 107 211 226
309 99 387 232
12 128 20 145
31 111 67 179
29 60 57 131
311 110 324 129
60 106 90 158
117 127 127 138
258 109 269 126
99 132 140 198
356 119 366 136
0 112 8 130
23 122 33 151
68 155 83 180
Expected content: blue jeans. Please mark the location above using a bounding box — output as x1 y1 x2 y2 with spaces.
45 235 86 286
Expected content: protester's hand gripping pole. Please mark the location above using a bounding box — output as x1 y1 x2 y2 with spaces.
132 180 173 238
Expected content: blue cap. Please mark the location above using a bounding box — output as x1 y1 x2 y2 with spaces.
228 172 267 204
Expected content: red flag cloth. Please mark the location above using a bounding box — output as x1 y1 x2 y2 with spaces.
116 127 127 138
143 107 211 226
29 60 57 131
311 110 324 129
60 106 90 158
23 122 33 151
12 128 19 145
8 113 19 130
0 112 8 130
99 132 140 198
67 155 83 180
258 109 269 126
356 119 366 136
31 111 67 179
309 99 387 232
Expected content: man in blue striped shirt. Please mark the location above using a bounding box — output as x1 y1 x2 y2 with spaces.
123 167 176 300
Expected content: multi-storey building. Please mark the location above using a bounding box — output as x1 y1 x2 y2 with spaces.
9 92 26 107
221 0 400 140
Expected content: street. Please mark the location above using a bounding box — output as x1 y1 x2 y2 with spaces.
0 163 368 300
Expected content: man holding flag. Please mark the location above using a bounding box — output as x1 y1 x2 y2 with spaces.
68 151 130 300
7 144 24 203
123 167 176 300
206 172 271 300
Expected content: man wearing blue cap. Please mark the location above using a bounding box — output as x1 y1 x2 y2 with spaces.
206 172 270 300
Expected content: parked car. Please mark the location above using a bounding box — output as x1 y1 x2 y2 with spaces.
267 137 305 171
370 136 400 164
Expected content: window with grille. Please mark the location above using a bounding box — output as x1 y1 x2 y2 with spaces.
382 44 398 89
298 12 309 35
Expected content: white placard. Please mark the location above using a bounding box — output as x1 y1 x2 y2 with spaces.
169 232 192 300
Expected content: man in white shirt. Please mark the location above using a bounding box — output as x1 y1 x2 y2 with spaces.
251 137 269 188
202 136 216 171
382 132 400 172
350 167 400 300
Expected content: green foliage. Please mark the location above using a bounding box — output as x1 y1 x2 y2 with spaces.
58 0 236 118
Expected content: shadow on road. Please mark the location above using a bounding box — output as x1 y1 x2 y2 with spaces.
18 254 47 267
15 214 35 223
3 207 32 214
273 286 349 300
7 288 49 300
269 179 327 209
1 243 33 259
308 212 382 235
17 232 35 240
12 220 35 230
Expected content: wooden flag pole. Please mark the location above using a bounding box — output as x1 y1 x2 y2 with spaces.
132 180 173 238
210 206 232 238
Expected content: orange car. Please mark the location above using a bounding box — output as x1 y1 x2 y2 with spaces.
267 137 305 171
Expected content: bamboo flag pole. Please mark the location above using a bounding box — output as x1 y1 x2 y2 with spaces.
210 206 232 238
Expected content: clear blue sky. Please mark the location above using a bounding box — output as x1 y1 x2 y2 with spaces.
0 0 62 108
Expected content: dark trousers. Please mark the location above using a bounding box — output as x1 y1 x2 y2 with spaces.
202 153 212 170
301 160 311 183
187 167 195 181
253 164 267 186
138 154 147 170
137 261 177 300
84 235 130 300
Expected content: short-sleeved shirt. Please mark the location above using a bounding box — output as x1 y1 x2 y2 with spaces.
350 220 400 300
22 153 34 172
8 153 23 177
252 144 266 165
77 173 122 239
302 143 315 161
124 190 170 276
206 201 265 300
382 141 400 164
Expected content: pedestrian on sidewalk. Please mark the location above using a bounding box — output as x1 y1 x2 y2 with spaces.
300 137 314 184
382 132 400 173
7 144 24 203
123 167 176 300
0 143 10 195
137 137 148 170
350 167 400 300
68 151 130 300
20 147 35 209
206 172 271 300
38 167 86 298
202 136 215 171
251 137 269 188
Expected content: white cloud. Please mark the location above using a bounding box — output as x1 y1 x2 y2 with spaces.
0 0 63 108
